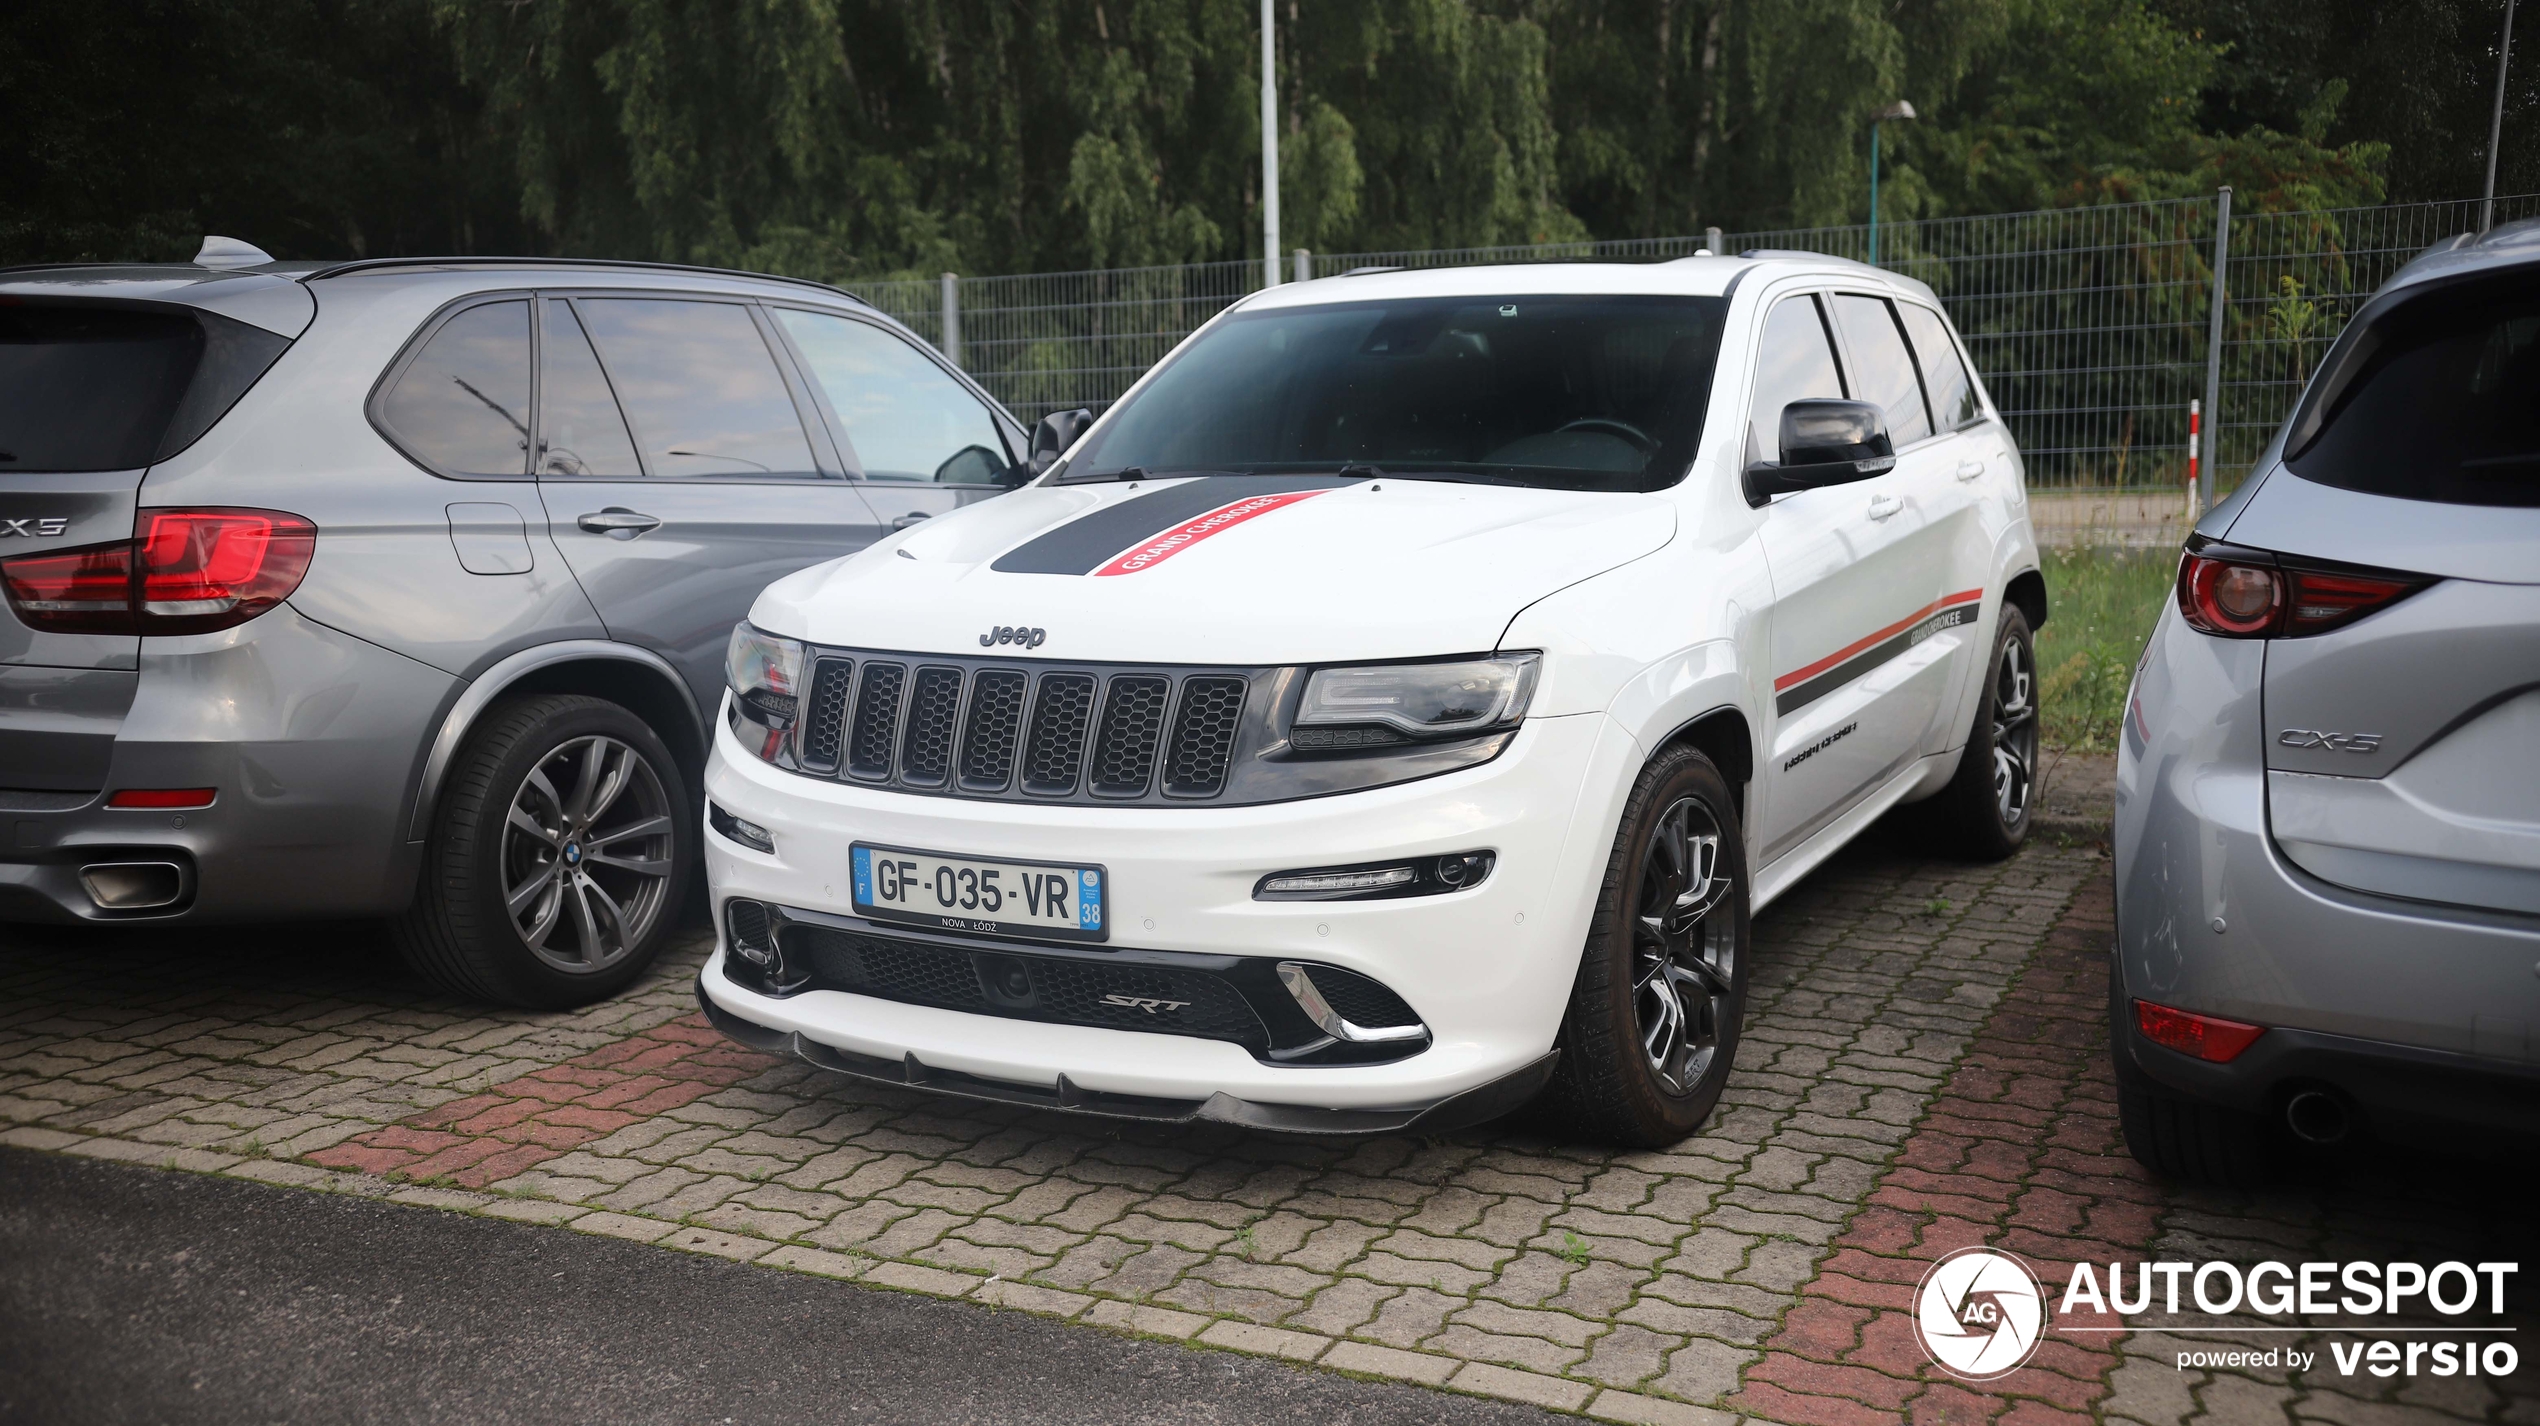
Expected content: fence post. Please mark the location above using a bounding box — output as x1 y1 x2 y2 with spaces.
1705 226 1723 255
940 272 962 369
1293 248 1311 283
2200 186 2232 513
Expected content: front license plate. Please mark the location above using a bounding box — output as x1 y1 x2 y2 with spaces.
851 844 1107 942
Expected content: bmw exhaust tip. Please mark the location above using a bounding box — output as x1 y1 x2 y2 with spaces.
2284 1089 2352 1145
79 861 187 911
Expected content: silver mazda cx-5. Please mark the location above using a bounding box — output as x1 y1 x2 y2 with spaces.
2115 218 2540 1181
0 240 1025 1006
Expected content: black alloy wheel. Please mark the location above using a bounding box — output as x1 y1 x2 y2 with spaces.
1544 743 1752 1148
1988 631 2038 833
1910 603 2038 860
396 694 693 1008
1632 794 1738 1096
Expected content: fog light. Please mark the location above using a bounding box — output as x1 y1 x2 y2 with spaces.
708 801 775 854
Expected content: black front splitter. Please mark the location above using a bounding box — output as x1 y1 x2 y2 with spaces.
695 972 1555 1138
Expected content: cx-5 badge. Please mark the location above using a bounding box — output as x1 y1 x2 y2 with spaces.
2278 729 2382 753
0 518 69 537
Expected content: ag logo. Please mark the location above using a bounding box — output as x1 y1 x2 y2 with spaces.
1913 1247 2047 1380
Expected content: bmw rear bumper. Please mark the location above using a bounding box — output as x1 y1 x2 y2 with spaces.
0 606 452 924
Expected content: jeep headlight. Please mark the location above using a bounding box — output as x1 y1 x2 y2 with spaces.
1291 654 1539 749
725 621 803 761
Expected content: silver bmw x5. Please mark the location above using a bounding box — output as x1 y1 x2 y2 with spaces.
2115 218 2540 1180
0 240 1026 1005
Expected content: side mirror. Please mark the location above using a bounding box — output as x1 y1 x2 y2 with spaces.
1744 400 1896 502
1027 408 1096 475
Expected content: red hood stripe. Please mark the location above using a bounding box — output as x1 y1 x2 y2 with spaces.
1774 588 1984 692
1090 489 1331 576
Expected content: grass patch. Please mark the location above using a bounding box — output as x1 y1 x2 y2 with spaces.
2035 545 2176 751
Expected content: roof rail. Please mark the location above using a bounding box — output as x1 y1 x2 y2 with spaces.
297 255 866 302
1738 248 1886 273
1341 265 1404 277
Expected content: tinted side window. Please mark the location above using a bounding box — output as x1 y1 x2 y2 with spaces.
1747 296 1847 459
775 309 1009 484
576 299 818 478
1831 295 1933 445
2288 286 2540 507
380 301 532 477
1897 303 1980 431
538 300 642 478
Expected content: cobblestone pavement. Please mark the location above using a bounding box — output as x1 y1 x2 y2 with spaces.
3 816 2531 1424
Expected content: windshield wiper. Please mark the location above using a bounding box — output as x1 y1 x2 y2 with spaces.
1059 465 1242 484
1350 467 1529 487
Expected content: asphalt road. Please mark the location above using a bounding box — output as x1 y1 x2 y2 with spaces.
0 1147 1558 1426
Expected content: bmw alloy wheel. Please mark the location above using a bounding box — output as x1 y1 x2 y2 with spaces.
1633 795 1738 1095
501 734 675 973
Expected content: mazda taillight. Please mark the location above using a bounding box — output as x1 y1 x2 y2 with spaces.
1 508 315 636
2174 540 2426 639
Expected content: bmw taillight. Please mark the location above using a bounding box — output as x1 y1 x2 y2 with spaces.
0 508 315 636
2175 540 2426 639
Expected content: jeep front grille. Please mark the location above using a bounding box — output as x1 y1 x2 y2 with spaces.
793 647 1262 806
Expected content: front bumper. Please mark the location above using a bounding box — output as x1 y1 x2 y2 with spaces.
700 703 1636 1114
698 967 1558 1135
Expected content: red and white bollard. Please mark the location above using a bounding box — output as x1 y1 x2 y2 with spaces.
2186 398 2202 525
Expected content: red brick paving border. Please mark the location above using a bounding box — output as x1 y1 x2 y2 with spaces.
1729 867 2155 1426
305 1015 775 1189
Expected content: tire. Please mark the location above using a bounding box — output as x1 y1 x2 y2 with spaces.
1542 744 1752 1149
1911 603 2039 860
2109 962 2271 1186
395 694 692 1008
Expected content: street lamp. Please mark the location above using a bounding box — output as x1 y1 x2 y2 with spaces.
1869 100 1916 266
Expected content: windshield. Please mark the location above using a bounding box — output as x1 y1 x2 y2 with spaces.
1066 293 1729 492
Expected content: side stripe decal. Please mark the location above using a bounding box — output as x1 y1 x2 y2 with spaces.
1775 590 1982 717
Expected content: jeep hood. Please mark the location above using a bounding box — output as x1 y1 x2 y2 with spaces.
752 474 1676 664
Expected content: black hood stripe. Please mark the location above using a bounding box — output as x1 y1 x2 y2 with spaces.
991 475 1361 575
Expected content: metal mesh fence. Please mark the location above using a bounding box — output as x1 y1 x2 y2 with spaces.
844 193 2540 490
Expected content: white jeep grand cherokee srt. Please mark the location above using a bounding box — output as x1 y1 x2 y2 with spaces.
699 258 2046 1147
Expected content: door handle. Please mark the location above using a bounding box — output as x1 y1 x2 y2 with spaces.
577 507 661 540
890 511 931 530
1867 494 1904 521
1956 458 1987 481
